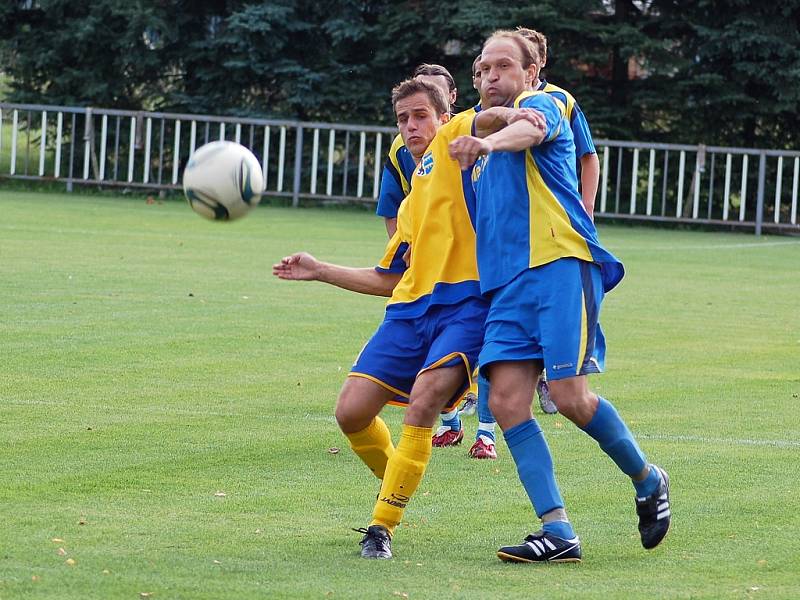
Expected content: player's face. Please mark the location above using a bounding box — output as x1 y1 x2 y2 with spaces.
416 74 456 107
395 92 446 161
479 39 535 107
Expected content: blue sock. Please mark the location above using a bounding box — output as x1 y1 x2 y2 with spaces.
633 465 661 498
581 397 647 478
542 520 576 540
476 373 496 442
440 407 461 431
503 419 565 518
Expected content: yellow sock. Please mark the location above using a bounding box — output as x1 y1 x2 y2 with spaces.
370 424 432 536
344 417 394 480
463 365 478 398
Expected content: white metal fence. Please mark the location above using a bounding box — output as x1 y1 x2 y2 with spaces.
2 102 799 235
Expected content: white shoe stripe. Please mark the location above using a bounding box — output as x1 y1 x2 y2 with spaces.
544 538 557 551
551 543 579 559
525 541 543 556
657 509 671 519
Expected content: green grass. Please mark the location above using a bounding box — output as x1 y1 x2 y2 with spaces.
1 189 799 599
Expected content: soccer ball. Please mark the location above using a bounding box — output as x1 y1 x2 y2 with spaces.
183 141 264 221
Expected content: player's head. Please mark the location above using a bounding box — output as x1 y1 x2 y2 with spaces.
515 27 547 70
391 78 450 161
471 54 482 91
471 54 490 106
479 30 540 108
413 63 457 109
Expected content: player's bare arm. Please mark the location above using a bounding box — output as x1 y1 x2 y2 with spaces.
449 119 545 170
473 106 546 138
448 135 493 170
273 252 400 297
579 152 600 219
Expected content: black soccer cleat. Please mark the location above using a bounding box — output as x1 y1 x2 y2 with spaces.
354 525 392 559
636 465 671 549
497 530 582 563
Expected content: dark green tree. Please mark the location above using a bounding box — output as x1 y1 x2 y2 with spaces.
0 0 169 109
1 0 799 148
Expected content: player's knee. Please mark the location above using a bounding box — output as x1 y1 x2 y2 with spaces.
333 400 354 432
406 393 446 427
334 388 364 433
548 381 597 426
488 390 523 427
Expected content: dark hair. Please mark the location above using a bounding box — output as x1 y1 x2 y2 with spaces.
471 54 482 77
412 63 457 92
515 27 547 65
483 30 540 69
391 78 449 116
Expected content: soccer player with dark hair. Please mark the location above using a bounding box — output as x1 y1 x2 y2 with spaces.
375 63 478 449
413 63 458 107
449 29 671 563
275 77 487 560
376 64 456 238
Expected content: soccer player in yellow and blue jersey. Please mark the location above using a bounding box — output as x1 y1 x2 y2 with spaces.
449 30 671 563
275 78 486 560
376 64 457 237
517 27 599 218
375 64 481 448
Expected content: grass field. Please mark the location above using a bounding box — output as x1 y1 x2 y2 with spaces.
1 189 799 599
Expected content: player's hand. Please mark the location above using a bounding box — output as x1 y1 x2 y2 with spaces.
507 108 547 134
449 136 493 170
272 252 321 281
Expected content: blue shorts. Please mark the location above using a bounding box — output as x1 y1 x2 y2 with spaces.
479 258 605 381
350 298 488 410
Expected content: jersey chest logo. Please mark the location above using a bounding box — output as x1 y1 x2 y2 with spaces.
416 151 434 176
471 154 488 184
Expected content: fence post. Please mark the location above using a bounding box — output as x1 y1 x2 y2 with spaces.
292 125 304 208
755 151 766 236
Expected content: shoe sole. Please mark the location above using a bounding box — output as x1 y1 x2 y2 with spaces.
468 452 497 459
643 466 671 550
433 436 464 447
496 551 581 564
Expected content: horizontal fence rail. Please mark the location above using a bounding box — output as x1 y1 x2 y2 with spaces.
2 102 799 235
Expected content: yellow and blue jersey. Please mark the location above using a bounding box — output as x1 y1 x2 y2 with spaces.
538 80 595 159
375 107 486 319
472 91 623 295
376 134 417 218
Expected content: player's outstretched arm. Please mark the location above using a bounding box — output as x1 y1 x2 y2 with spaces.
472 107 515 137
473 107 547 138
449 120 546 170
273 252 400 297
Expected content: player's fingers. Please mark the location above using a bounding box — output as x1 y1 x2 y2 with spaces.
282 254 300 265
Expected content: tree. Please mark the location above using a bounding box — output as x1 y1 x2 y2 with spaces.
1 0 799 148
1 0 169 109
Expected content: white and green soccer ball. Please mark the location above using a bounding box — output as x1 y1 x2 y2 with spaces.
183 141 264 221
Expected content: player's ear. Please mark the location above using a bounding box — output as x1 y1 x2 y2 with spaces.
440 112 451 124
527 63 539 84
